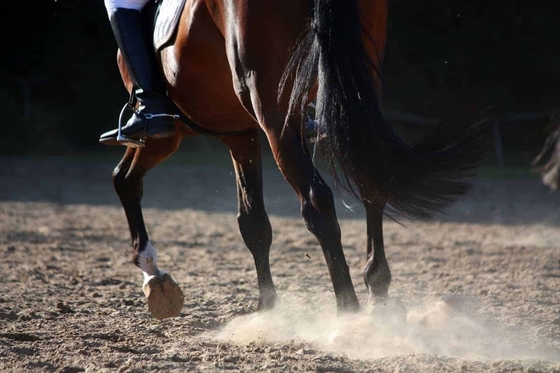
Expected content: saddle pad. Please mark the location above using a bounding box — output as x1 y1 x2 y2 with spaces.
153 0 187 52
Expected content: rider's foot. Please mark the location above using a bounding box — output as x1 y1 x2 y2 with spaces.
99 91 177 146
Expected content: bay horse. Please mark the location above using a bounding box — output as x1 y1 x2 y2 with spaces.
108 0 486 319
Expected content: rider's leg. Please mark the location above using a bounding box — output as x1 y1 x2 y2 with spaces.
100 0 177 144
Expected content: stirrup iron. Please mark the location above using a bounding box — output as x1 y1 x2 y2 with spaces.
117 103 145 148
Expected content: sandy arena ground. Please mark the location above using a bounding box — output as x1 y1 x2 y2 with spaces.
0 155 559 372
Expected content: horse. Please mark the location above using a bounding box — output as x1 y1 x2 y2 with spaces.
106 0 487 319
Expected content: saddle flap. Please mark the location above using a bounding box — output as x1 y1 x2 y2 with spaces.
153 0 187 52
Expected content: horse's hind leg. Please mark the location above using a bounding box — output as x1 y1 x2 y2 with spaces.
362 202 407 322
362 202 391 299
221 130 276 310
223 3 358 313
112 134 184 319
267 125 360 312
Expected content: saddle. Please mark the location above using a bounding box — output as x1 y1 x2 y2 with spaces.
151 0 187 53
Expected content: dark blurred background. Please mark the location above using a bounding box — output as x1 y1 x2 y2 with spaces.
1 0 559 167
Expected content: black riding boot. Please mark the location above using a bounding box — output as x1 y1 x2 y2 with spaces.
100 8 177 146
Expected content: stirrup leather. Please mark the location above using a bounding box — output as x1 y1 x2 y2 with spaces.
141 112 179 120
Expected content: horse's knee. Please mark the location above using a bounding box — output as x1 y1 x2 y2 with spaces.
112 162 128 189
112 160 142 197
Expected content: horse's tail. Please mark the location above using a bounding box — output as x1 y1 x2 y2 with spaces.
280 0 487 220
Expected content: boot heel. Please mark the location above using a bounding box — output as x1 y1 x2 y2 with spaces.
146 122 176 139
147 130 176 139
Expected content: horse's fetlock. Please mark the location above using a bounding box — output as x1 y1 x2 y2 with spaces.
364 260 391 297
136 241 160 276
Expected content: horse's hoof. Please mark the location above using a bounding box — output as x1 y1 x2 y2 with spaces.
142 272 184 320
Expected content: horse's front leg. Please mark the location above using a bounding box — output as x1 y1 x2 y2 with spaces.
112 135 184 319
221 130 277 310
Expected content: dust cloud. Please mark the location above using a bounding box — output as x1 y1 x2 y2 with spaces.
214 295 559 362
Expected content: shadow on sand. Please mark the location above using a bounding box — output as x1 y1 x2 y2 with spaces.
1 155 560 227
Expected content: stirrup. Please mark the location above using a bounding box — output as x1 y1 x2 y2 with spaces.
117 103 145 148
306 117 326 143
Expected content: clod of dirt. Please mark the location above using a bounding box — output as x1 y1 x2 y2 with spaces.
56 302 74 314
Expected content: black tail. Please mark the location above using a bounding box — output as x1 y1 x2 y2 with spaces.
280 0 488 220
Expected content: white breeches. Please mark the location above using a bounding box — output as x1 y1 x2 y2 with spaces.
104 0 152 17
